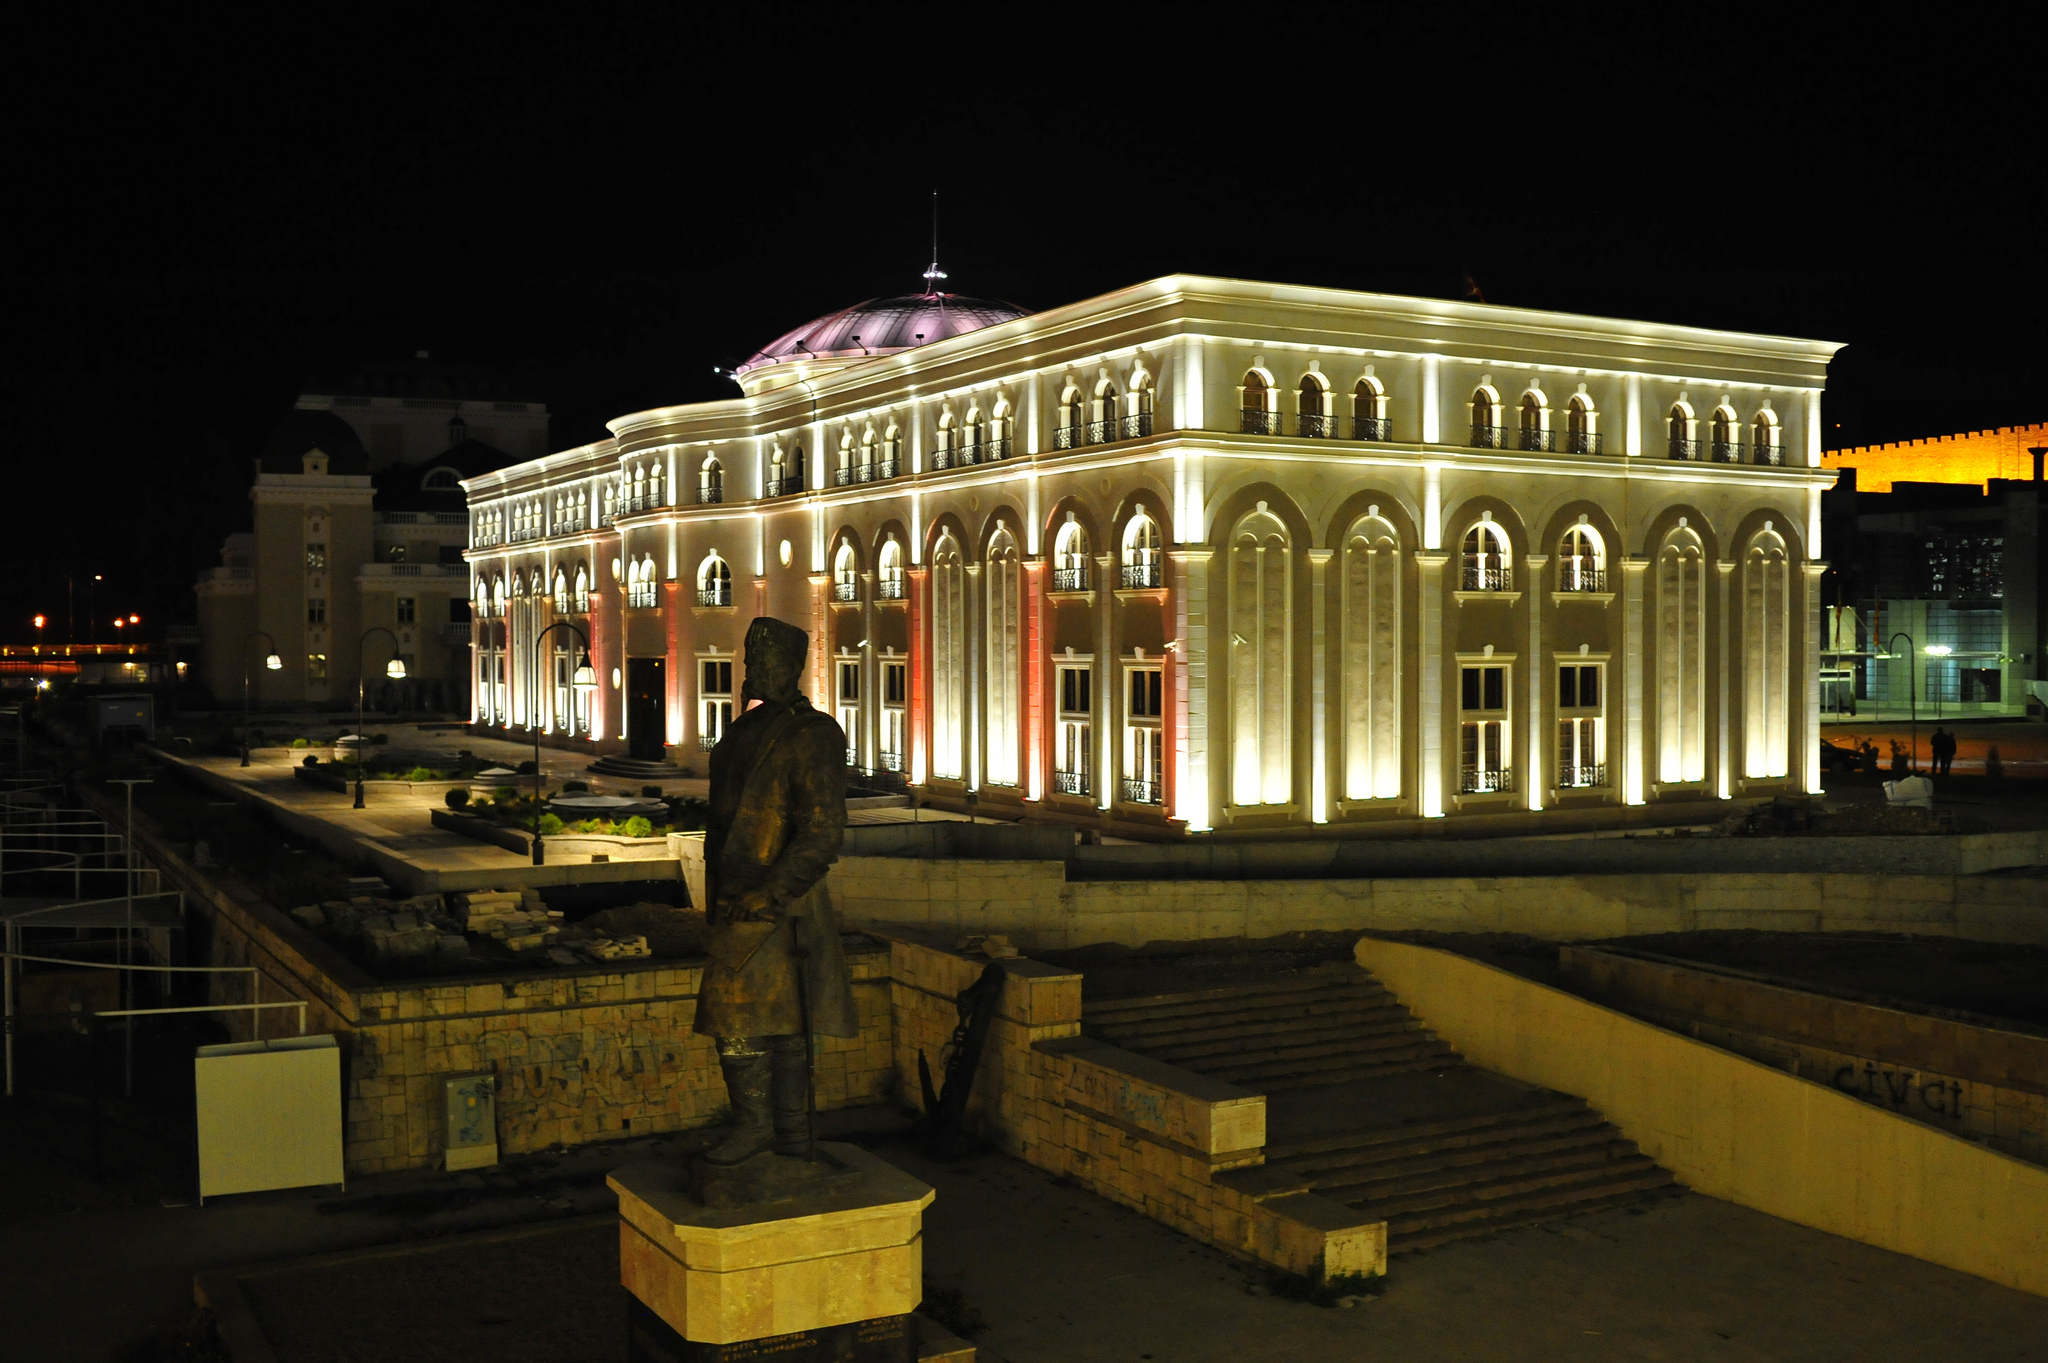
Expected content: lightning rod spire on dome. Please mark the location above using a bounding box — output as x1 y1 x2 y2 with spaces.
921 189 946 295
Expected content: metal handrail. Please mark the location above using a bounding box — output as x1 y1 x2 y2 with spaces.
1668 437 1701 461
1121 777 1162 805
1458 766 1515 794
877 579 906 600
1298 412 1340 439
1051 770 1089 796
1557 566 1608 593
1558 762 1608 788
832 582 858 602
1054 424 1085 450
1120 412 1154 440
1461 564 1513 592
1352 415 1393 441
1240 409 1281 436
1470 424 1508 449
1052 567 1091 592
697 586 732 608
700 486 723 504
1120 562 1164 589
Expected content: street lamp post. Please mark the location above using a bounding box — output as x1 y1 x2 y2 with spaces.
530 621 597 866
1885 631 1918 773
354 628 407 809
240 632 283 767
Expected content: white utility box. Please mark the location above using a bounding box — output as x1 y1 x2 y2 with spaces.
195 1034 344 1202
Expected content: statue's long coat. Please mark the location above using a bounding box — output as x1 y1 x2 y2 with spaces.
692 695 860 1040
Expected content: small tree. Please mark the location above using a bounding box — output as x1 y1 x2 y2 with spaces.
537 813 565 836
446 788 471 809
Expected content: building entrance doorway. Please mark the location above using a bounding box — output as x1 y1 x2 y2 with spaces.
627 658 666 761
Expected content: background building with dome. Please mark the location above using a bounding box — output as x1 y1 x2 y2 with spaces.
462 277 1838 837
195 359 548 710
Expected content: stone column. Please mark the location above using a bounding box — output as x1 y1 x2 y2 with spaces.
1717 561 1734 799
965 563 983 792
808 574 829 712
1802 561 1827 794
1416 552 1447 817
1023 557 1046 803
861 573 878 772
1525 554 1548 811
1096 551 1116 810
1169 548 1214 830
908 566 929 787
1307 548 1333 823
1622 555 1649 805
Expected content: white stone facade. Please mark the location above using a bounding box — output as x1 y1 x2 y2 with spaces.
464 276 1839 835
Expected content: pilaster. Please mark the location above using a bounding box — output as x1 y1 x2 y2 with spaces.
1622 556 1649 805
1169 548 1213 831
1307 548 1333 823
1525 554 1548 811
1024 558 1046 802
1802 561 1827 794
1416 552 1448 817
1095 552 1116 811
908 567 929 786
1717 561 1734 799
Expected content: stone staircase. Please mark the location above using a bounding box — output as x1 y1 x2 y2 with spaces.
587 755 688 781
1086 964 1675 1254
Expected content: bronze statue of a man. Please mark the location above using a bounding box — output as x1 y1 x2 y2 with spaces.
694 616 859 1164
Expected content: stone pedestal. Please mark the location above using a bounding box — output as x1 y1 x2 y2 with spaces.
610 1143 969 1361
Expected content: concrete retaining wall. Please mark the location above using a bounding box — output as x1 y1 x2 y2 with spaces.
1355 936 2048 1297
830 860 2048 949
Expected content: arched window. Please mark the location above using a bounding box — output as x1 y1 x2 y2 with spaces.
1128 375 1154 439
1052 516 1090 591
1121 510 1162 588
985 526 1022 787
990 398 1013 457
836 433 855 486
552 569 569 614
697 552 732 607
1751 410 1781 466
700 455 723 504
1057 386 1086 450
626 557 657 610
1298 373 1333 438
1566 393 1598 454
962 407 985 464
877 538 904 599
1656 524 1707 784
881 423 902 476
931 533 965 779
573 564 590 612
1471 387 1503 447
832 542 858 602
1229 504 1291 806
858 427 877 482
1092 383 1120 443
1559 521 1606 592
934 410 955 467
632 465 647 511
1519 389 1551 451
1742 526 1791 779
1711 406 1738 462
1342 511 1402 800
648 461 664 505
1352 377 1388 440
1460 519 1512 591
1241 370 1275 435
1668 403 1697 460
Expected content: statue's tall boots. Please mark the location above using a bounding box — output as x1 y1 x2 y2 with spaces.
704 1038 774 1165
768 1034 810 1156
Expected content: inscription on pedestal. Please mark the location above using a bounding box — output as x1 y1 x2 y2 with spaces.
629 1297 918 1363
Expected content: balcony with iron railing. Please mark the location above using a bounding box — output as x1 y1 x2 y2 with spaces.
1051 566 1091 592
766 475 806 497
1557 565 1608 593
1558 761 1607 789
1470 424 1508 449
699 734 719 751
876 457 901 478
1240 408 1282 436
1459 766 1514 794
700 485 723 505
1120 561 1164 590
1051 770 1089 796
1667 437 1702 461
1121 777 1162 805
627 584 660 609
878 751 903 772
697 584 732 608
834 467 855 487
1460 563 1513 592
877 577 906 600
832 581 858 602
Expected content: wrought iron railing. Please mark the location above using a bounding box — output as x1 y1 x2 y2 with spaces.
1470 424 1508 449
699 734 719 751
1558 565 1608 593
1121 561 1164 589
1352 415 1393 441
697 585 732 608
877 578 906 600
700 486 723 504
1461 564 1513 592
877 457 902 478
1120 412 1154 440
1563 429 1605 455
1086 420 1118 444
1052 770 1089 796
1517 426 1558 453
1052 567 1091 592
767 474 806 496
1751 441 1784 466
627 585 659 609
1241 408 1281 436
1710 439 1741 463
878 751 903 772
1298 412 1340 439
856 463 875 483
832 581 857 602
1121 777 1163 805
1668 437 1701 461
1558 761 1607 789
932 446 962 470
1459 765 1514 794
1054 423 1084 450
834 467 855 487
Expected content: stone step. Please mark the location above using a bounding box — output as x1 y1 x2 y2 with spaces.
1094 1000 1411 1048
1317 1135 1642 1205
1271 1109 1613 1179
1138 1017 1432 1066
1177 1028 1448 1079
587 756 688 779
1249 1054 1468 1093
1265 1096 1591 1162
1390 1179 1680 1254
1084 973 1373 1017
1355 1152 1668 1227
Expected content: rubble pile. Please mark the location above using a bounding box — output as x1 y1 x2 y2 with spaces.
293 893 467 961
453 888 564 952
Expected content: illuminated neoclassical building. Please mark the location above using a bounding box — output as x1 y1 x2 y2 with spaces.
463 277 1839 835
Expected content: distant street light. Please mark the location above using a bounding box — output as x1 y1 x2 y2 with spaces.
241 631 283 767
353 628 405 808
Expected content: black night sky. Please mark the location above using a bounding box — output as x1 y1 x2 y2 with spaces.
5 10 2042 647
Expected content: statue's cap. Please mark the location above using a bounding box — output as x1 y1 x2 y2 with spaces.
744 616 809 671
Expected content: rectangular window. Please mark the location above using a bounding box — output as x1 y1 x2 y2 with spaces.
1557 664 1605 788
307 653 328 681
306 542 326 569
879 660 907 771
1459 664 1511 793
1055 665 1093 794
396 597 416 625
699 657 734 748
1123 665 1164 803
837 659 861 761
882 660 907 706
307 598 326 625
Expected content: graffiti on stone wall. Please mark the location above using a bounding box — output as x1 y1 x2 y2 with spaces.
1831 1061 1968 1123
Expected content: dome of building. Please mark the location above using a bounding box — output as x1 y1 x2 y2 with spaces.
734 291 1030 391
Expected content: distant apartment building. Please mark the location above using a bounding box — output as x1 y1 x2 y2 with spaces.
1820 426 2046 718
196 358 546 710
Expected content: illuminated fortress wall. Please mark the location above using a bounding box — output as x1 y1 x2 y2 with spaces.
1824 423 2048 492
